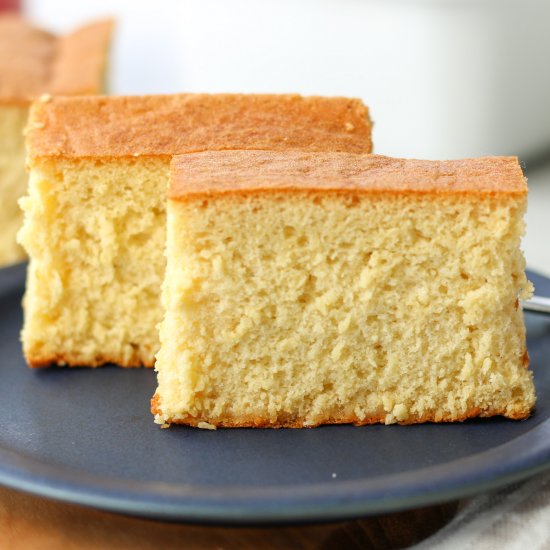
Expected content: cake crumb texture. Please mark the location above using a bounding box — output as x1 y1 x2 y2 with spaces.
153 151 535 427
19 158 169 367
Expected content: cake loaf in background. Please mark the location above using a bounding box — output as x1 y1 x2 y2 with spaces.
153 150 535 427
0 15 113 267
19 93 372 368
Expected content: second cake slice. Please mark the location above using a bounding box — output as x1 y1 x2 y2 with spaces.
19 93 372 367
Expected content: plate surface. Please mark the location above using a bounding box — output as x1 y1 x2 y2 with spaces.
0 263 549 525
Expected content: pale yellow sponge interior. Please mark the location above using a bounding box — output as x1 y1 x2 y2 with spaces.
18 157 168 367
0 105 28 266
155 191 535 427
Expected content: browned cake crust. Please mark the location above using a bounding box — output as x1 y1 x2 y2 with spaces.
0 16 113 105
169 151 527 200
150 395 532 428
28 353 150 369
25 94 372 160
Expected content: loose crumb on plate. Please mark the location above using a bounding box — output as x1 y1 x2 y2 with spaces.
197 421 217 430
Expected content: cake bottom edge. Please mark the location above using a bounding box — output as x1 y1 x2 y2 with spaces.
150 394 535 429
25 352 155 369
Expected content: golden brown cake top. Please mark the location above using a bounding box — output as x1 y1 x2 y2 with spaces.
169 150 527 199
25 94 372 159
0 16 112 104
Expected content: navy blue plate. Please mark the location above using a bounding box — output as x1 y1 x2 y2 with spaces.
0 262 549 525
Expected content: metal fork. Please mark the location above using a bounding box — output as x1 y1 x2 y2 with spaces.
522 295 550 315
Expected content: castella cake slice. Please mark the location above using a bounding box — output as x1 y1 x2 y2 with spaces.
19 94 372 368
0 15 112 266
153 150 535 428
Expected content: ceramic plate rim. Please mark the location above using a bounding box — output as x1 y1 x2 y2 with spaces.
1 262 549 525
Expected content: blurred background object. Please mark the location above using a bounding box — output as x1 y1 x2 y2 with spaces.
0 0 20 12
0 11 112 267
14 0 550 274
